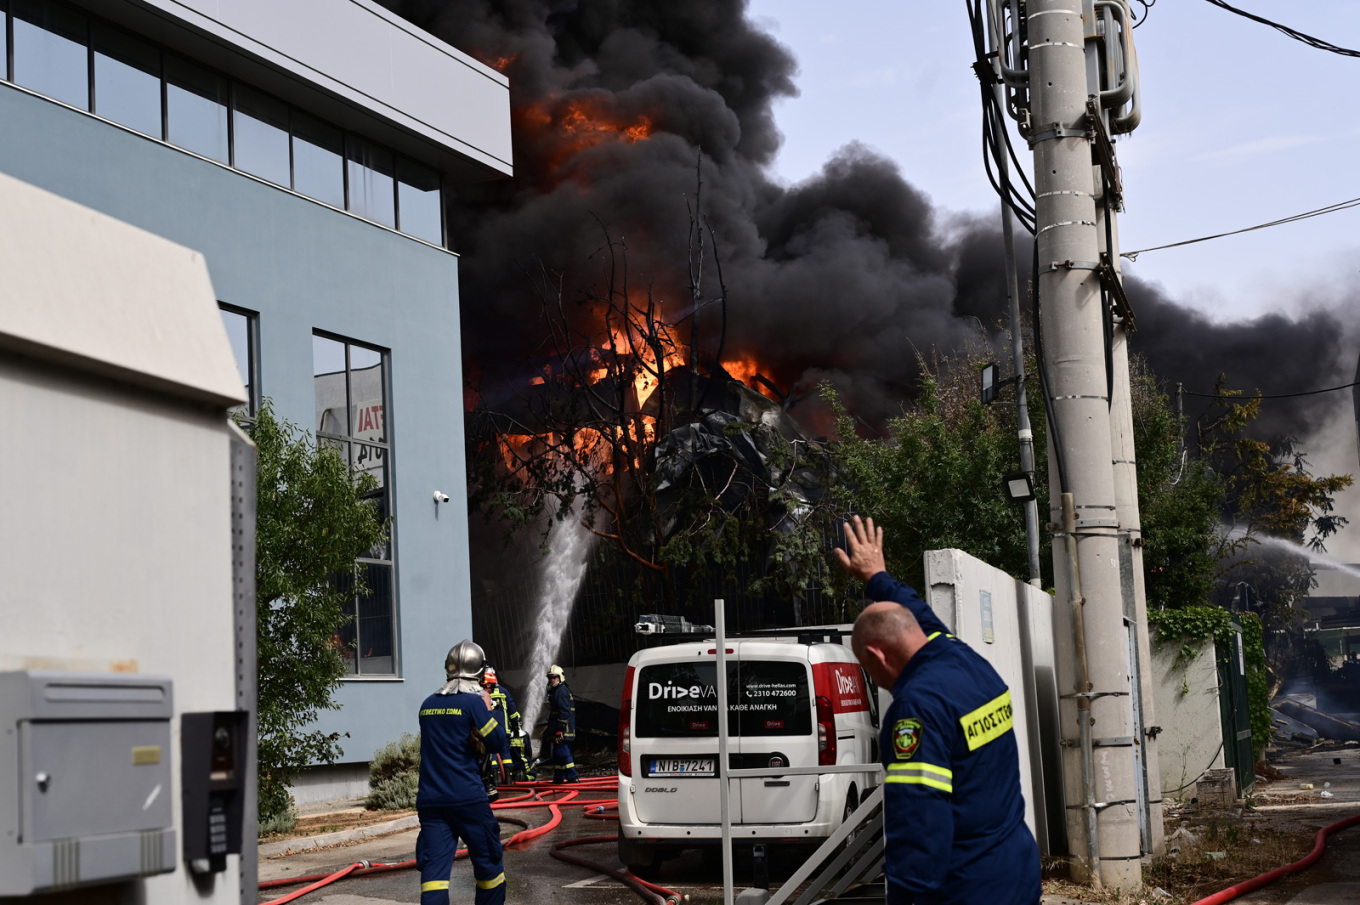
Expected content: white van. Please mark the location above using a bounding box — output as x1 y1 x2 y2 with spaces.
616 634 881 874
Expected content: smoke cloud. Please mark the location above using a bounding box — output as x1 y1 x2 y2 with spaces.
379 0 1359 467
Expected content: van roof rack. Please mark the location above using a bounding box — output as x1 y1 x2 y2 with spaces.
639 625 851 646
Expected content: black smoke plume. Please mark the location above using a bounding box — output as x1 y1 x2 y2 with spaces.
375 0 1357 442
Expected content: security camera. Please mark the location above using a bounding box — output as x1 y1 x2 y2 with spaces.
433 490 451 504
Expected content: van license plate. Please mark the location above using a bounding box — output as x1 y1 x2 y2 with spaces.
647 758 715 778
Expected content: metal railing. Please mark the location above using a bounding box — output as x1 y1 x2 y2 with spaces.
712 600 887 905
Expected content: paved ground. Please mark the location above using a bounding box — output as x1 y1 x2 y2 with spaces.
260 748 1360 905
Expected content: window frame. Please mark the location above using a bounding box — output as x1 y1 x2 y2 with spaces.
313 330 400 680
218 302 259 418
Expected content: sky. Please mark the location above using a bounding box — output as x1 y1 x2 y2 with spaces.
745 0 1360 561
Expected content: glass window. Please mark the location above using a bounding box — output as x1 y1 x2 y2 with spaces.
397 158 442 244
346 136 395 228
233 84 289 187
313 333 395 677
12 0 89 110
219 305 257 416
2 3 10 82
92 23 160 137
635 661 811 738
165 55 227 162
291 112 344 208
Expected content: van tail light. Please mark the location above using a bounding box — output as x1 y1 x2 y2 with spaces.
620 665 635 776
816 695 836 766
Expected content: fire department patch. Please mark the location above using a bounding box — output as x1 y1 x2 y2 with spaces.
892 718 923 760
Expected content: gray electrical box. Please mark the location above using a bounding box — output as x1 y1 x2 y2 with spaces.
0 671 177 894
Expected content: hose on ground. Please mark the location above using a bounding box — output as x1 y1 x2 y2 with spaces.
1190 813 1360 905
260 777 655 904
550 834 681 905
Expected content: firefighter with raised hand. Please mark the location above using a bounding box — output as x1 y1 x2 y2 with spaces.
543 664 578 784
416 640 508 905
836 516 1040 905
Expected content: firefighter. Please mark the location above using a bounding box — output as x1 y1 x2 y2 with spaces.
483 667 534 782
543 664 578 784
416 640 508 905
836 516 1040 905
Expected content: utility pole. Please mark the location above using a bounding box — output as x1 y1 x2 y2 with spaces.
1027 0 1143 889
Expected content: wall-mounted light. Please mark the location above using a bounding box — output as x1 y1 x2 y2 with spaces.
433 490 450 504
1002 472 1035 503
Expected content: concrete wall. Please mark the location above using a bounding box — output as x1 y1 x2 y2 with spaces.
0 173 247 901
1151 630 1225 799
923 549 1064 852
0 83 477 768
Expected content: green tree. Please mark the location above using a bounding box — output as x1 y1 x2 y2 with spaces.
245 401 386 821
830 347 1046 593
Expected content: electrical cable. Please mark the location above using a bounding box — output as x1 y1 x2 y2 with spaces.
1161 740 1225 795
1189 813 1360 905
1181 378 1360 400
1201 0 1360 59
1122 195 1360 260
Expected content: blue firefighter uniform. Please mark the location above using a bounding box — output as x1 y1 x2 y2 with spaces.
866 571 1041 905
487 683 534 780
416 690 509 905
545 681 578 783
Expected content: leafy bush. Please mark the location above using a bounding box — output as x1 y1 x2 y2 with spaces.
367 733 421 810
258 807 297 838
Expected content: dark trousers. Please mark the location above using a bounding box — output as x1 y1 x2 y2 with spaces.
510 740 535 779
416 804 505 905
549 738 578 783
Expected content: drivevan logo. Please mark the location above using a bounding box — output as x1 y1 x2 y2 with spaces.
649 681 716 701
836 671 858 696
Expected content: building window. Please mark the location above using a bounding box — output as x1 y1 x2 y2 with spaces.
0 0 444 246
92 23 161 138
346 135 395 229
232 83 289 187
219 304 258 417
313 333 396 677
165 55 228 163
291 111 345 208
11 0 88 110
397 158 443 245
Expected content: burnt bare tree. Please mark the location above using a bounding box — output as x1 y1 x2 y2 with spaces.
467 170 848 615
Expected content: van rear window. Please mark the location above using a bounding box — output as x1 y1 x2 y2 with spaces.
635 661 811 738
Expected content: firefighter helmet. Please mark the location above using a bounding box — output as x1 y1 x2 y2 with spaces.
546 664 565 681
483 666 499 685
444 640 487 681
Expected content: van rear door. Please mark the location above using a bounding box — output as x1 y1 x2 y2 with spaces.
733 650 819 825
631 659 741 825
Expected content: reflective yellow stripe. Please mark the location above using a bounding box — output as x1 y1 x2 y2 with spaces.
555 762 575 770
887 762 953 780
959 690 1014 751
885 774 953 793
476 872 506 889
924 632 955 642
421 880 451 891
478 717 498 737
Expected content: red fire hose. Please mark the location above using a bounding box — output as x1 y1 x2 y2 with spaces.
1189 813 1360 905
259 776 681 905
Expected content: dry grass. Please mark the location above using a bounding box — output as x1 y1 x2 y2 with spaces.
262 807 415 842
1042 819 1314 905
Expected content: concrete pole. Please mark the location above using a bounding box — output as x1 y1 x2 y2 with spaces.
1027 0 1142 888
1097 176 1165 857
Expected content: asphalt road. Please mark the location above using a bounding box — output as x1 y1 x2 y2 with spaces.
259 801 812 905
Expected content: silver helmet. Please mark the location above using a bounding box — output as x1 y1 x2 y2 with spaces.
444 640 487 681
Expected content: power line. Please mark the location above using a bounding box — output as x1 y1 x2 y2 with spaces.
1182 379 1360 400
1202 0 1360 59
1121 194 1360 260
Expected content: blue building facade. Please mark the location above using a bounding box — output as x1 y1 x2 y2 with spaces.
0 0 511 794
